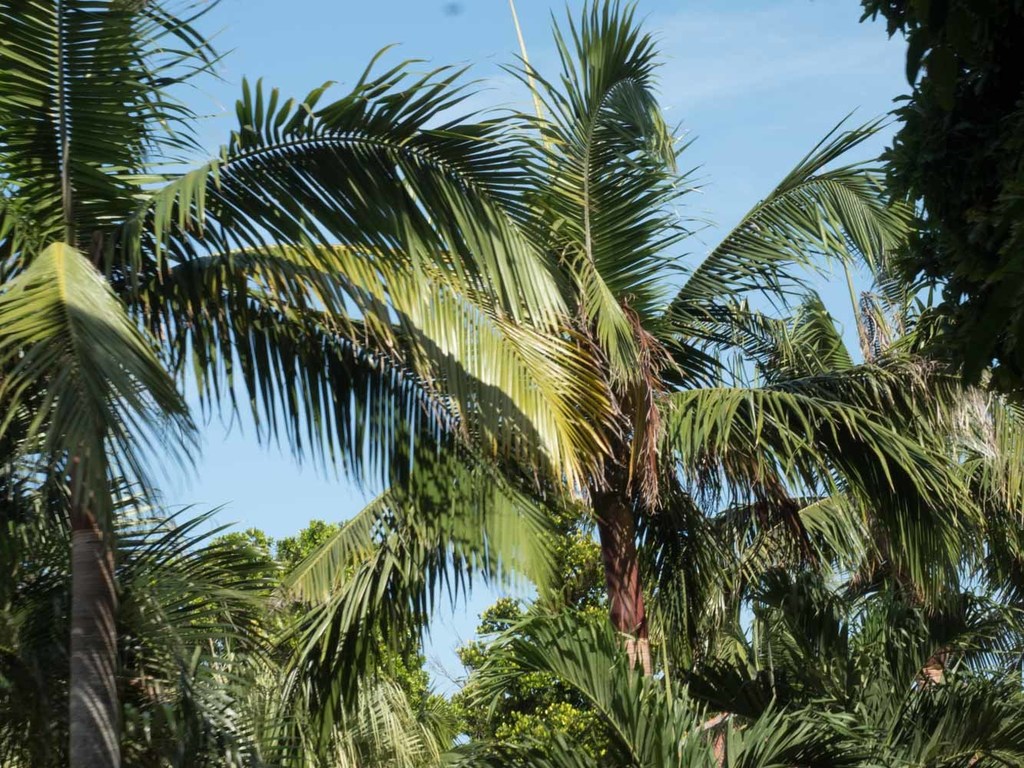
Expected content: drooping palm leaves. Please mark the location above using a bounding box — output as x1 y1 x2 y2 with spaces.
0 501 271 768
281 446 557 737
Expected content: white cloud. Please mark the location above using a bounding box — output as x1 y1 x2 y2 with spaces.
647 2 904 112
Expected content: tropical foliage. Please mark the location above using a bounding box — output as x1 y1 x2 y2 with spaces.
0 1 1022 767
0 0 598 764
471 2 970 680
861 0 1024 395
451 252 1024 765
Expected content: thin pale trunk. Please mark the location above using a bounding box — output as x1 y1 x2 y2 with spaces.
593 489 652 675
70 496 119 768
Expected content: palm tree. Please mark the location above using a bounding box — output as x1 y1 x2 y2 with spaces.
283 2 966 700
0 3 604 765
0 500 272 767
490 1 960 672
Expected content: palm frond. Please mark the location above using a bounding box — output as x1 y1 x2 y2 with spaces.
461 610 860 768
139 245 610 487
282 447 556 729
0 242 195 505
668 119 911 319
515 1 685 379
462 611 707 767
133 63 562 326
0 0 216 248
715 296 855 382
661 377 973 596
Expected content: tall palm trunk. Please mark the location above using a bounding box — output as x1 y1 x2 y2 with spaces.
593 488 652 675
70 493 119 768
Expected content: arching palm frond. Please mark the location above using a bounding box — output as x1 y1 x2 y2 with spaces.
662 376 973 597
139 245 610 488
282 447 557 733
714 296 855 382
514 1 684 380
456 611 859 768
0 243 195 502
459 611 708 767
136 66 561 326
668 119 911 321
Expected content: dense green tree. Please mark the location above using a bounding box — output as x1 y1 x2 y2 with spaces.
861 0 1024 393
3 2 1017 766
213 521 342 581
453 508 608 759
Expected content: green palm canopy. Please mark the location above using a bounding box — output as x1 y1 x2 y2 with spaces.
0 2 606 765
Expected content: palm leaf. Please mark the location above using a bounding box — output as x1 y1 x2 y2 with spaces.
133 64 562 326
668 119 911 320
662 378 972 596
0 242 194 504
138 245 610 487
514 1 684 379
0 0 216 247
282 447 556 729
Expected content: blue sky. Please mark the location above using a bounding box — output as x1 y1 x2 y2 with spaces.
167 0 909 691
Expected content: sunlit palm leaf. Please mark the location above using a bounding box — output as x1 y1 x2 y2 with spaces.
668 120 911 321
0 242 194 502
139 245 610 486
135 66 562 324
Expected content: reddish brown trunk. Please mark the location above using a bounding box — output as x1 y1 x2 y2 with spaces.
700 713 729 767
69 493 120 768
594 489 652 674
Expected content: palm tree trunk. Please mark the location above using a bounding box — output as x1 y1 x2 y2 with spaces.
70 498 120 768
593 489 652 674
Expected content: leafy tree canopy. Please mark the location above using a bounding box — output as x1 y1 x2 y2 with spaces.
862 0 1024 393
453 508 612 761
